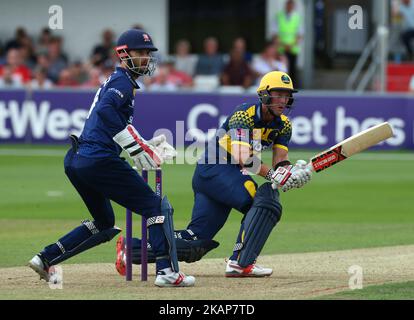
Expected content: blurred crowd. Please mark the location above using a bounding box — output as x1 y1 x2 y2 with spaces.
149 36 290 92
1 0 413 93
0 26 292 92
0 27 119 90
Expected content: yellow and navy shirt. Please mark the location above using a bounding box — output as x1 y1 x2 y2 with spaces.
202 102 292 164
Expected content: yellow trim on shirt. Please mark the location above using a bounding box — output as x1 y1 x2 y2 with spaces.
218 134 232 153
246 105 256 118
273 144 288 151
244 180 257 198
231 141 251 147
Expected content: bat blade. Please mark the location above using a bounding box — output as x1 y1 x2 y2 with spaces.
309 122 394 173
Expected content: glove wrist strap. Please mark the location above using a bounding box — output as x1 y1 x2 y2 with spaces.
274 160 292 170
265 169 275 181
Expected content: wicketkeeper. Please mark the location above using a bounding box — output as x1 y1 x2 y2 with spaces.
116 71 312 277
28 29 195 287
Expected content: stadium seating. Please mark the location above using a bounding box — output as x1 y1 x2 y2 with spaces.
387 63 414 92
193 75 220 91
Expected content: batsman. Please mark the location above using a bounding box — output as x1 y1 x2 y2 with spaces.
116 71 312 277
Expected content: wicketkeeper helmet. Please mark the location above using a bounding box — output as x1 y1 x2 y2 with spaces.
115 29 158 76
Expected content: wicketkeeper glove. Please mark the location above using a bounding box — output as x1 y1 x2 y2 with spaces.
147 134 177 160
113 125 163 170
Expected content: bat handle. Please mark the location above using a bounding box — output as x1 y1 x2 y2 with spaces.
306 162 315 172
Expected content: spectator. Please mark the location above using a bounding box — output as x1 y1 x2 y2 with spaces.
37 27 52 53
394 0 414 60
151 60 193 90
221 48 254 88
0 64 24 88
70 61 88 84
0 48 32 83
251 41 288 83
272 0 304 85
91 29 115 66
101 60 115 81
57 68 78 87
149 64 178 91
47 36 68 83
108 49 120 67
232 37 252 63
5 27 29 51
29 66 53 89
36 50 50 70
82 67 103 88
195 37 224 76
174 39 197 76
19 36 37 70
165 59 193 87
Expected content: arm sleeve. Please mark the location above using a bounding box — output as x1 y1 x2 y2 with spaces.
103 83 130 110
228 111 254 147
96 103 126 137
273 117 292 151
96 85 131 137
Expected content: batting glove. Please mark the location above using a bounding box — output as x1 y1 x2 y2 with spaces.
270 165 293 189
282 160 312 192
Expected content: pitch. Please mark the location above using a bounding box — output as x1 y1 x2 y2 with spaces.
0 145 413 299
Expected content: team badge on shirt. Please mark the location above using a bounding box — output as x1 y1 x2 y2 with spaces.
235 128 246 138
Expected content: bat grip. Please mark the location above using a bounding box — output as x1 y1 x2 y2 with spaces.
306 162 315 172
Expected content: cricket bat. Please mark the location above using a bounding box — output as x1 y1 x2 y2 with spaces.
308 122 394 173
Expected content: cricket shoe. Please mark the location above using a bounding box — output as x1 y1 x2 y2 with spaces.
28 254 53 282
154 269 195 287
225 259 273 277
115 236 126 276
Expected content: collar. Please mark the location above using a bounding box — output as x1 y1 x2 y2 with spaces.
116 67 140 89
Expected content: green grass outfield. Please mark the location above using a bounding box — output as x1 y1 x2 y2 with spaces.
0 144 413 270
318 281 414 300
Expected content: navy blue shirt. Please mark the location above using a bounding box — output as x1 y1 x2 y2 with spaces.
78 67 139 158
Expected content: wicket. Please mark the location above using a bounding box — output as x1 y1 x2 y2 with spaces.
125 167 162 281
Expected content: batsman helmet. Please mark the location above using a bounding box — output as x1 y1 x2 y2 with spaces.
257 71 297 107
115 29 158 76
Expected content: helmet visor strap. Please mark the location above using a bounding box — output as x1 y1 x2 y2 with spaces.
262 93 294 111
263 94 292 106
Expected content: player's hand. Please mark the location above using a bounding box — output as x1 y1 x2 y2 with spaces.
133 145 162 170
148 134 177 160
294 160 312 187
282 160 312 192
157 141 177 160
147 134 166 148
113 125 163 170
270 165 293 189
